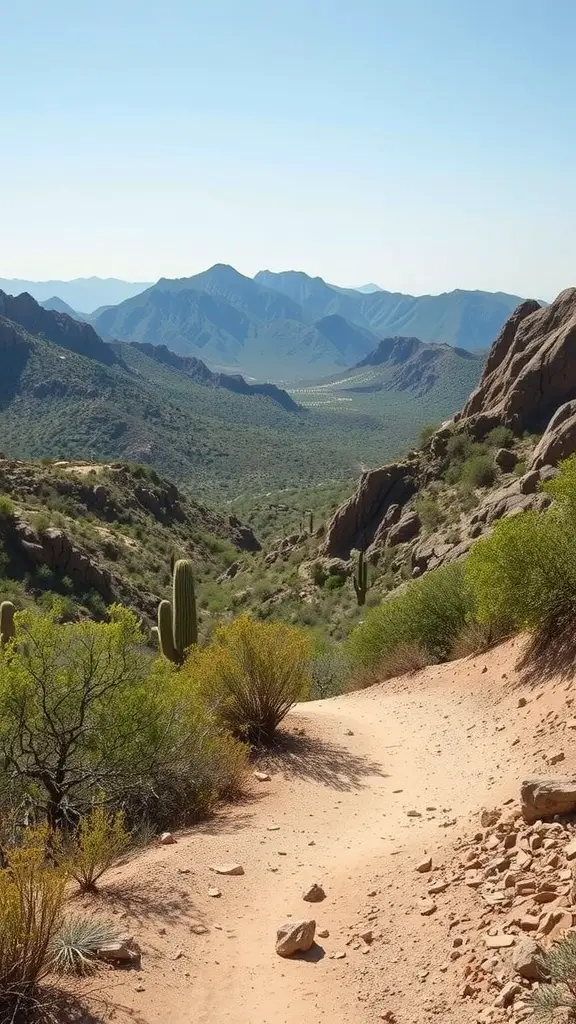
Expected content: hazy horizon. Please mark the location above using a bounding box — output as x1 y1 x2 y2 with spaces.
2 1 575 302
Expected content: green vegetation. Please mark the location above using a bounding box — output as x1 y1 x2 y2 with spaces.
526 931 576 1019
183 616 310 744
58 807 132 893
466 455 576 630
347 562 473 669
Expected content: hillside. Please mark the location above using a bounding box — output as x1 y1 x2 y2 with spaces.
255 269 523 352
0 292 428 502
0 276 151 313
288 335 483 414
0 457 259 628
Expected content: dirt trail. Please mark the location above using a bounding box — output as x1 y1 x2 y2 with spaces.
90 636 574 1023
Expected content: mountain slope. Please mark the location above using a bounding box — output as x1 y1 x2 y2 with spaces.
0 294 420 500
289 335 483 414
91 265 379 378
254 270 523 352
0 277 152 313
39 296 84 319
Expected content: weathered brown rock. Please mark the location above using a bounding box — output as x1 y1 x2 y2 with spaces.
519 469 541 494
521 777 576 823
495 448 518 472
457 289 576 433
275 919 316 957
512 936 545 981
530 400 576 470
387 510 421 546
322 460 418 557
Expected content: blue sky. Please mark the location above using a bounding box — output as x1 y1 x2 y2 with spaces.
1 0 574 298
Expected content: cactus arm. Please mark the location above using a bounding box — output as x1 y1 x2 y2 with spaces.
158 600 178 663
353 550 368 607
0 601 15 645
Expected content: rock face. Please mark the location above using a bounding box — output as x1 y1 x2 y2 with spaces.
387 510 420 546
521 777 576 823
322 460 418 558
494 448 518 472
275 919 316 957
457 289 576 433
530 400 576 470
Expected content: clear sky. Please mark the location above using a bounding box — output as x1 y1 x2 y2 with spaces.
1 0 574 298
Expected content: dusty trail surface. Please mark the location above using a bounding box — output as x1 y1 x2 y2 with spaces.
90 637 571 1023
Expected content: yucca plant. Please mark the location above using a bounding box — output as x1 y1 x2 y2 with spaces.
50 916 120 975
528 932 576 1019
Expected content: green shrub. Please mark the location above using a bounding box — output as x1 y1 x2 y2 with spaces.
0 494 15 520
59 807 132 893
0 828 66 1017
347 561 473 669
415 494 446 531
418 424 439 446
308 642 351 699
526 931 576 1019
324 574 344 591
465 504 576 632
486 425 515 448
183 616 310 744
0 607 247 830
459 454 497 488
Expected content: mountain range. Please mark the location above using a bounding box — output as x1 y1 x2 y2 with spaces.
88 264 522 380
0 277 151 314
0 289 487 499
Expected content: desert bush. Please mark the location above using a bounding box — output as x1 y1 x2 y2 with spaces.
0 828 66 1017
375 642 430 681
324 574 344 591
347 561 473 669
486 425 515 448
466 508 576 630
58 807 131 893
449 619 511 660
50 916 120 975
415 494 446 531
526 931 576 1019
459 454 497 488
0 494 15 520
0 606 247 830
418 424 439 446
308 642 351 699
183 616 310 744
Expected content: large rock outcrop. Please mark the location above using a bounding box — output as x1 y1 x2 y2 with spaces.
322 459 418 558
530 400 576 471
456 289 576 433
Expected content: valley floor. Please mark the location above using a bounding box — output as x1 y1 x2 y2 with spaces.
82 635 573 1023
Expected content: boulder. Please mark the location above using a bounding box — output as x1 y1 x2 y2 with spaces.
512 936 545 981
275 919 316 957
521 777 576 823
530 400 576 470
519 469 540 494
495 448 518 472
387 510 421 546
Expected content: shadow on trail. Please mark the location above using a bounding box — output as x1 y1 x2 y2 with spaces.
191 791 269 836
50 985 148 1024
89 876 205 928
259 731 388 791
516 610 576 688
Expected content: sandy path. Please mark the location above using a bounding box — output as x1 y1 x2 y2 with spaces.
88 637 567 1023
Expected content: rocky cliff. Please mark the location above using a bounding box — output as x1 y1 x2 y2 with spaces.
322 288 576 571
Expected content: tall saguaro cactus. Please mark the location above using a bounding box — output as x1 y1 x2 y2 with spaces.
157 559 198 665
353 550 368 607
0 601 15 645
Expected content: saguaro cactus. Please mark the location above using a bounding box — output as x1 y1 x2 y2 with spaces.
0 601 14 645
353 550 368 607
157 559 198 665
307 510 314 535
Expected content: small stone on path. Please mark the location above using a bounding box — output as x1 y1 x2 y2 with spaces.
160 832 176 845
303 882 326 903
415 857 432 873
275 919 316 957
254 771 271 782
210 863 244 876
